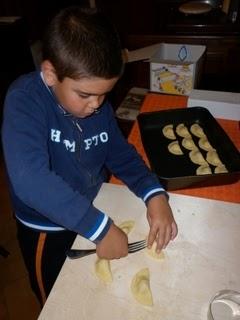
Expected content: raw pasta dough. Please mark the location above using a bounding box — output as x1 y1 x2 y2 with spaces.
176 123 191 138
190 123 205 138
131 268 153 306
198 137 214 151
189 150 207 165
214 164 228 173
162 124 176 140
206 150 222 166
182 137 198 151
118 220 135 235
94 220 135 283
146 241 165 260
196 164 212 175
168 141 184 155
95 258 113 283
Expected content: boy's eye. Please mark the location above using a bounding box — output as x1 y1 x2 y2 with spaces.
78 93 90 99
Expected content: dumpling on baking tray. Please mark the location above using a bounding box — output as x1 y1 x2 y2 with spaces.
214 164 228 173
182 137 198 151
162 124 176 140
189 149 207 165
206 150 223 166
168 141 184 155
176 123 191 138
190 123 206 138
196 164 212 175
198 137 214 151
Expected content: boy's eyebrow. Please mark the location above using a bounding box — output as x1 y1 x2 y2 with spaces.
73 89 110 96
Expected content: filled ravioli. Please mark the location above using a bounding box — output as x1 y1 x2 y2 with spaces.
131 268 153 306
95 258 113 283
168 141 184 155
118 220 135 235
162 124 176 140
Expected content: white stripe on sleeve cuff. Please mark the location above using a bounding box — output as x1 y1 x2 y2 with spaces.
143 187 165 202
89 214 109 241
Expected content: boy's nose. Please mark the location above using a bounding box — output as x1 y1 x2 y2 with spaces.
88 96 100 110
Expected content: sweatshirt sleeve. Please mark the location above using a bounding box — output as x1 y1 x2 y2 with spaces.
105 104 168 203
1 89 111 243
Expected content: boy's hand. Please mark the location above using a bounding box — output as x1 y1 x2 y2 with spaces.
96 223 128 259
146 194 178 253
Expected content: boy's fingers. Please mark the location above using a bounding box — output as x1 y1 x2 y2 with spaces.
147 225 158 248
148 222 178 252
162 226 172 249
171 222 178 240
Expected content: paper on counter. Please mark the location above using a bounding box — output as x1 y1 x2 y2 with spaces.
187 89 240 121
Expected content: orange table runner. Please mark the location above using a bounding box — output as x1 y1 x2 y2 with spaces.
112 93 240 203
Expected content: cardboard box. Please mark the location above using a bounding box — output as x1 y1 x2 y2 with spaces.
149 43 206 96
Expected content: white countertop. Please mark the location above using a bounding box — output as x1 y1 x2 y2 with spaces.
38 183 240 320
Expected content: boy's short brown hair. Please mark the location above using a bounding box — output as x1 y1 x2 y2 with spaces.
42 6 124 81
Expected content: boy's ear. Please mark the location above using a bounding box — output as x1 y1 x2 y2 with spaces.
41 60 58 86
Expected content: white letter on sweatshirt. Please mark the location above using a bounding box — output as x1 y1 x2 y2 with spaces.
100 132 108 142
63 140 76 152
51 129 61 142
84 138 92 150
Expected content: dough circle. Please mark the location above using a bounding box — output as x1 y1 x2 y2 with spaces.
176 123 191 138
190 123 205 138
189 150 207 165
168 141 184 155
131 268 153 306
162 124 176 140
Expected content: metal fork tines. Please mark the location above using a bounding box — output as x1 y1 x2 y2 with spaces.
66 239 146 259
128 239 146 253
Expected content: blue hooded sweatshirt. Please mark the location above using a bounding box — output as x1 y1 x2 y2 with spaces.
1 71 166 243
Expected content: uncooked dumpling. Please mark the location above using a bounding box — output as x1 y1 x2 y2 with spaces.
196 164 212 175
214 164 228 173
95 220 135 283
118 220 135 235
176 123 191 138
189 149 207 165
190 123 206 138
206 150 222 166
95 258 113 283
162 124 176 140
168 141 184 155
182 137 198 151
198 137 214 151
131 268 153 306
146 241 165 260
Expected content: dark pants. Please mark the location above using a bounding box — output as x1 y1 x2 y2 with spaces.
16 220 77 306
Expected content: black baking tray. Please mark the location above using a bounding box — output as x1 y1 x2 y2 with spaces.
137 106 240 190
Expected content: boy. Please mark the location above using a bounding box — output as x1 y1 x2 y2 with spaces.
1 6 178 306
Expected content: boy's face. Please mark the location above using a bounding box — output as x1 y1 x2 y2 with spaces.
42 61 119 118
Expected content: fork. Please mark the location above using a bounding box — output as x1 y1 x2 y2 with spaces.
66 239 146 259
